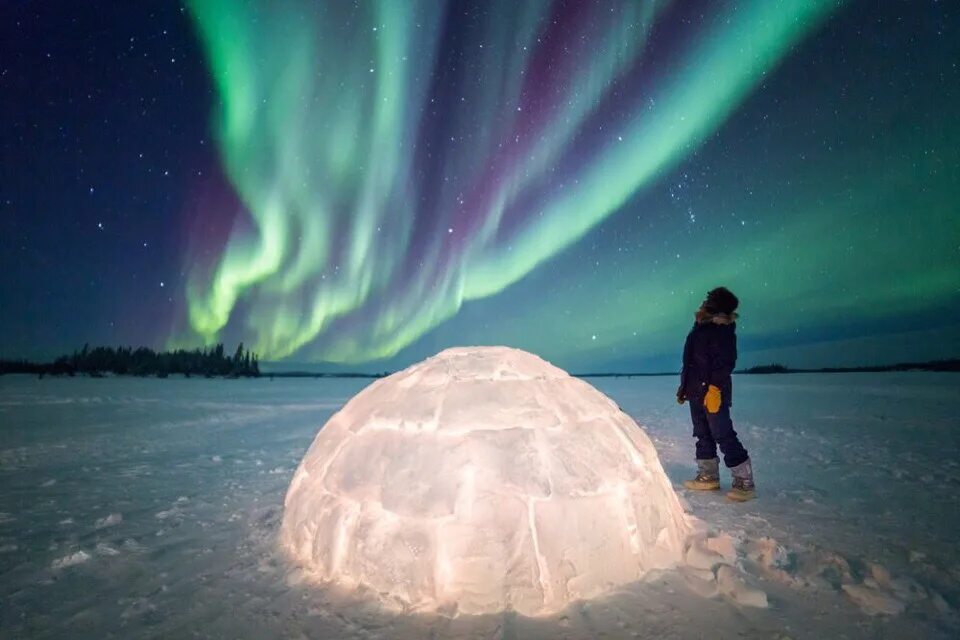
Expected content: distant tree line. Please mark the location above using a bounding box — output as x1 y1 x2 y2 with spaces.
575 359 960 377
268 371 388 379
0 343 260 378
739 364 791 374
740 360 960 374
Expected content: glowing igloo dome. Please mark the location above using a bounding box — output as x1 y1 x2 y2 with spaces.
280 346 691 616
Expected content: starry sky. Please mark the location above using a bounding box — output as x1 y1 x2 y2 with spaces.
2 1 958 373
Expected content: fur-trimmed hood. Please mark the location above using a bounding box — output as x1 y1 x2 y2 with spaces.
695 310 738 325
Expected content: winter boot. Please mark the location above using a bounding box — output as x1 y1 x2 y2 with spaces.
726 458 755 502
683 458 721 491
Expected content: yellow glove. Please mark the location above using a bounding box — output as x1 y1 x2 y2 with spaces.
704 385 722 414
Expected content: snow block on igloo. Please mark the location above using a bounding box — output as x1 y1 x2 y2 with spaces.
280 346 691 616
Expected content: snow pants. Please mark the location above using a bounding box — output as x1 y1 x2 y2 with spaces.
690 399 749 469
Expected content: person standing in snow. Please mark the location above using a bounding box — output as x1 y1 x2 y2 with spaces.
676 287 755 501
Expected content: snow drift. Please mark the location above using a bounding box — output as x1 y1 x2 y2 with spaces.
280 346 692 615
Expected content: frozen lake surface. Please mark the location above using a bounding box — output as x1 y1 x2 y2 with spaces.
1 373 958 639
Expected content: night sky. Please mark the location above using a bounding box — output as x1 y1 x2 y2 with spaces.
2 1 958 373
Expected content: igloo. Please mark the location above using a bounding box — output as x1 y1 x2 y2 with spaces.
280 346 692 616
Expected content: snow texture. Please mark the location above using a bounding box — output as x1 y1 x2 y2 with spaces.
280 347 692 615
1 370 958 638
51 550 91 569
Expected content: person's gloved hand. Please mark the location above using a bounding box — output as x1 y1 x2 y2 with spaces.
704 384 722 414
676 386 686 405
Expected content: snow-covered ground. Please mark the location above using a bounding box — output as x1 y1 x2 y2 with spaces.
0 373 957 639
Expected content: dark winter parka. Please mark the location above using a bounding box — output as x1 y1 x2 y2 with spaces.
680 314 738 404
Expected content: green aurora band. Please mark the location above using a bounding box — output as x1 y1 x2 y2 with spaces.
182 0 941 365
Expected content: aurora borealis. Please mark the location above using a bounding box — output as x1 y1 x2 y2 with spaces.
2 0 959 371
183 0 842 363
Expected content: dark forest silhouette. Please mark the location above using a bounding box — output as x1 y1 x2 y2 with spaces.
572 359 960 377
738 360 960 374
0 343 260 378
